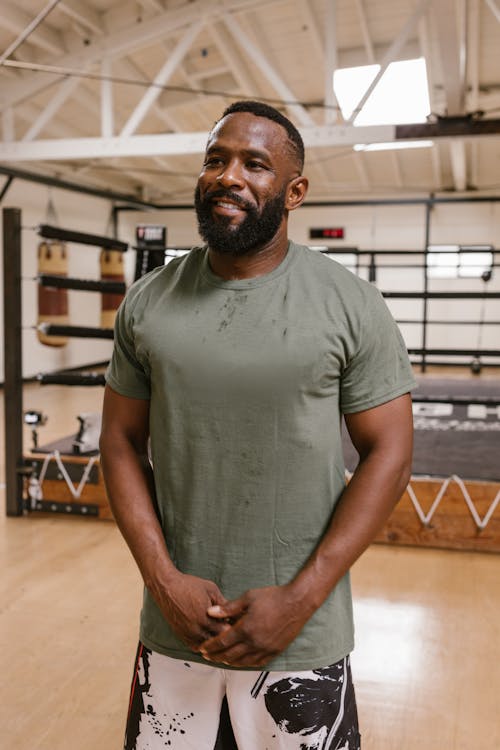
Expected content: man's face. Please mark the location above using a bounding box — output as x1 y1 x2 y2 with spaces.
195 112 297 255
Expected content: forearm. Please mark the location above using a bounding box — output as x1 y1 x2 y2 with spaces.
289 447 411 614
99 433 177 594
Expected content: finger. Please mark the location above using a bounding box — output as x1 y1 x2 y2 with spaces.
199 627 242 655
201 642 255 666
205 646 272 668
207 596 247 619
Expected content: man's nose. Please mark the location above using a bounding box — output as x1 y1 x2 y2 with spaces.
216 159 244 188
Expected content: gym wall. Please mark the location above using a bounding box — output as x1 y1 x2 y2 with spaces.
124 199 500 362
2 187 500 383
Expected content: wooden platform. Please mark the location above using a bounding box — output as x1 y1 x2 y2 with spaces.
24 451 113 520
23 450 500 552
376 475 500 552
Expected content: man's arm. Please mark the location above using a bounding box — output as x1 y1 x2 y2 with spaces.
200 392 414 667
99 384 228 650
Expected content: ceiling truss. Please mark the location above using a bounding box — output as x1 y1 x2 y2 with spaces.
0 0 499 200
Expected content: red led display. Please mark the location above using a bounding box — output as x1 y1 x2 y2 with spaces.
309 228 345 239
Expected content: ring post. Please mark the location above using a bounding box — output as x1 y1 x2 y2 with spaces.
3 207 24 515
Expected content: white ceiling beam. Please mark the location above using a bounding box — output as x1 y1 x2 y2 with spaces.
57 1 104 36
484 0 500 23
432 0 467 115
432 0 468 189
120 20 204 138
469 0 480 109
449 140 467 190
116 57 182 132
112 59 196 190
0 123 460 162
417 15 434 104
101 59 114 138
469 0 480 187
347 0 431 124
222 12 316 127
0 1 65 57
0 133 209 162
208 21 259 95
22 71 87 141
324 1 339 125
354 0 375 63
1 0 285 110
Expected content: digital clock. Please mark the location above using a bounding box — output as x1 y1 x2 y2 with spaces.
309 227 345 239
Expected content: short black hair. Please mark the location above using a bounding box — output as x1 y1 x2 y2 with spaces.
217 100 304 171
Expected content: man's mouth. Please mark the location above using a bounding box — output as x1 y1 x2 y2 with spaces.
214 199 244 208
211 197 249 216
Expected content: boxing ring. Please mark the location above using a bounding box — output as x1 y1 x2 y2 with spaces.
3 206 500 552
343 376 500 552
2 207 165 521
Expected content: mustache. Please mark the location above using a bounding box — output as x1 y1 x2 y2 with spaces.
201 188 254 211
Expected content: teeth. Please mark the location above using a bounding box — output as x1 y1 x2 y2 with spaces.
216 201 240 209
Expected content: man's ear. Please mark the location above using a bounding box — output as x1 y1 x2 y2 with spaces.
286 176 309 211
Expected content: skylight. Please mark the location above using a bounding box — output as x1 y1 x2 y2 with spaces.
333 58 431 126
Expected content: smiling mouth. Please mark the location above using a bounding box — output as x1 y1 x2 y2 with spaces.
212 199 247 213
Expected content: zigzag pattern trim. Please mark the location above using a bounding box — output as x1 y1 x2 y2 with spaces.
34 450 98 501
344 471 500 531
407 475 500 530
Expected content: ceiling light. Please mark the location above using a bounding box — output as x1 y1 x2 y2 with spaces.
354 140 434 152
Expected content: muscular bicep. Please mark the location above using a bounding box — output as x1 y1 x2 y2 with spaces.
344 392 414 461
100 384 150 453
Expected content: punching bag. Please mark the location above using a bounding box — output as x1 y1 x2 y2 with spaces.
100 248 125 329
37 240 69 347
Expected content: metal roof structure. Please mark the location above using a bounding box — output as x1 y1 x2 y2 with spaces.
1 0 500 203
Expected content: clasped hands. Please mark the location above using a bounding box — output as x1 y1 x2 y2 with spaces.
158 572 312 668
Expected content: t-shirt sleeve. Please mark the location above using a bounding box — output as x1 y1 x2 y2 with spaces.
105 294 151 400
340 286 416 413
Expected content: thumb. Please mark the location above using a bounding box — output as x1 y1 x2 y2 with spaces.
207 596 247 619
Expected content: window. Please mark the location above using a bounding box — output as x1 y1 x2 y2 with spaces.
310 248 358 274
164 248 189 265
427 244 493 279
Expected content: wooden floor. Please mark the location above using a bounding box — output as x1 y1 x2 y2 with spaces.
1 374 500 749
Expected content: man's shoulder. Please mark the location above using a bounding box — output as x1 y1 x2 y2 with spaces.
125 246 205 301
290 241 378 299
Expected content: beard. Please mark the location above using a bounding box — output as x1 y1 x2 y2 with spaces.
194 185 287 256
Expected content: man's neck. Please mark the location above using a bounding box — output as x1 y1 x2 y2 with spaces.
207 234 289 281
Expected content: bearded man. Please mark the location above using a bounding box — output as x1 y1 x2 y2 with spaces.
100 100 415 750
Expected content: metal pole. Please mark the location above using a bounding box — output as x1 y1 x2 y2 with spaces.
422 201 432 373
3 207 24 515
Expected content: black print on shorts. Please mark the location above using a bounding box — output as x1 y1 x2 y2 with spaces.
263 660 360 750
125 646 195 749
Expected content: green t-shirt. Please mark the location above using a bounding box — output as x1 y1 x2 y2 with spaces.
106 241 415 670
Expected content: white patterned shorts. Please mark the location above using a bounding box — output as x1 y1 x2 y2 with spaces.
124 643 361 749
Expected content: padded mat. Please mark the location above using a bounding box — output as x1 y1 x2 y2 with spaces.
342 377 500 481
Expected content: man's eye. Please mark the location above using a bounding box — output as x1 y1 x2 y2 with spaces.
247 161 266 170
204 157 223 167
